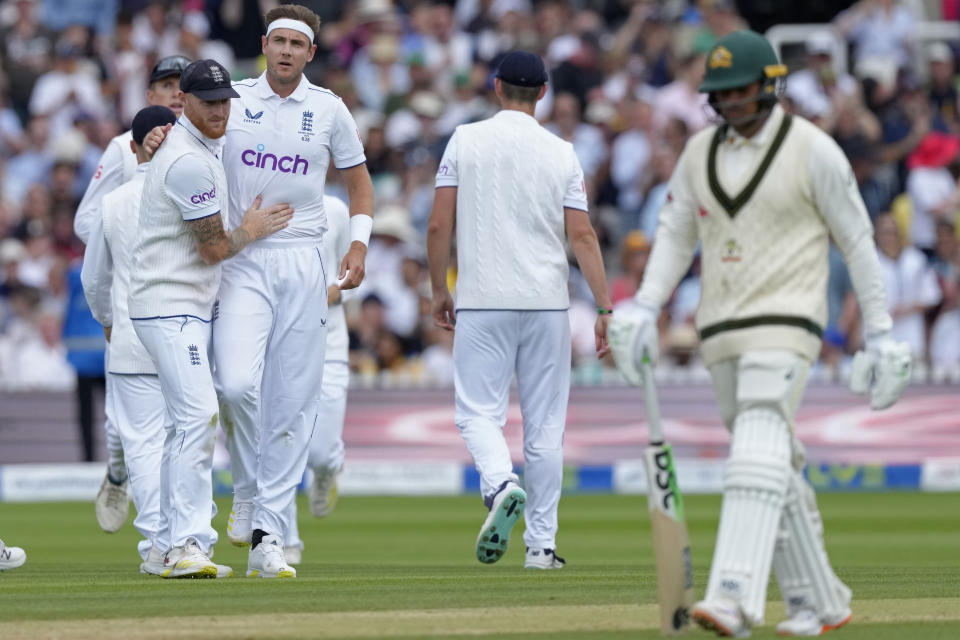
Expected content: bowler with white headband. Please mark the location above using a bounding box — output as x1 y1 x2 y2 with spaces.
212 3 375 578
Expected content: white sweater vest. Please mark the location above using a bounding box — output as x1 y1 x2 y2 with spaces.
128 125 226 321
683 114 828 364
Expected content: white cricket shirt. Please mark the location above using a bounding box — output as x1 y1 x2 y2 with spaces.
223 73 366 242
81 164 157 375
436 109 588 310
128 117 227 321
74 129 138 244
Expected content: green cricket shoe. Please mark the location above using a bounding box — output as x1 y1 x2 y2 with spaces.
476 481 526 564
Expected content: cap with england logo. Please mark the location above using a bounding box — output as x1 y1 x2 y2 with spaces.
179 59 240 100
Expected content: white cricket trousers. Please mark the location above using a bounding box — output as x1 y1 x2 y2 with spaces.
132 316 218 552
214 241 328 538
108 373 166 559
103 351 125 482
454 309 571 550
284 359 350 550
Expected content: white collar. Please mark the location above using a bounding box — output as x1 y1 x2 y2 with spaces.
725 104 785 149
135 162 149 173
177 116 226 156
257 71 310 102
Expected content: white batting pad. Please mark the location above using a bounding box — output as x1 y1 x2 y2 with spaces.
777 472 851 620
705 407 791 626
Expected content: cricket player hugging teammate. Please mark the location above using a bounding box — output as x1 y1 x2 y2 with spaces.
103 4 374 580
609 31 912 637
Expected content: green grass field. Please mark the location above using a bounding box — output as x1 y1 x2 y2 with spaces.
1 492 958 639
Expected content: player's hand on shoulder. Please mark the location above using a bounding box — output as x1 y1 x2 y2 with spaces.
143 123 173 159
338 242 367 290
431 289 456 332
849 331 911 410
241 194 294 240
608 299 659 386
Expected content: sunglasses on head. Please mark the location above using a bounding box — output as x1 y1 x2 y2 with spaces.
154 55 191 74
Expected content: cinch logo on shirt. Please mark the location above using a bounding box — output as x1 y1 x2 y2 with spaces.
241 143 309 175
191 187 216 204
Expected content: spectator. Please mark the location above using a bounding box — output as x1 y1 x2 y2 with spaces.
0 0 56 119
835 0 916 71
929 219 960 377
652 52 709 133
108 9 149 127
875 213 942 360
3 116 52 203
28 39 106 141
609 95 653 230
41 0 118 38
545 92 607 200
925 42 958 132
158 12 236 74
785 30 858 122
610 231 651 305
905 131 960 253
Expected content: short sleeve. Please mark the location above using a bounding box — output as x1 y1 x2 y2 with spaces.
435 130 459 188
330 99 366 170
165 154 221 221
563 147 588 212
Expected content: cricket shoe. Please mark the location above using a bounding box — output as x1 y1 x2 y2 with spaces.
247 534 296 578
309 466 340 517
476 481 526 564
284 546 302 565
141 545 232 577
95 473 129 533
692 599 751 638
0 539 26 571
524 547 565 569
160 539 217 579
227 499 253 546
776 608 852 636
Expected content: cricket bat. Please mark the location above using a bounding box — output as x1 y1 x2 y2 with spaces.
640 361 694 635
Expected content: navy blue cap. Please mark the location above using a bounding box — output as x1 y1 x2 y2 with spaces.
496 51 548 87
131 105 177 145
179 59 240 100
150 55 191 84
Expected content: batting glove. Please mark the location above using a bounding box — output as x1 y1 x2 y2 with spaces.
849 331 912 410
608 299 659 386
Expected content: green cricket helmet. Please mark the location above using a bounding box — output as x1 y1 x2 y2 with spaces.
699 30 787 113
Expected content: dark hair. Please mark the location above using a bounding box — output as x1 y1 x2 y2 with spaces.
499 80 541 104
264 4 321 44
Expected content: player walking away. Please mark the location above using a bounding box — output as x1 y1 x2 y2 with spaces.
73 55 191 535
282 194 353 565
609 31 911 637
128 59 293 579
427 51 613 570
213 4 373 579
0 539 25 571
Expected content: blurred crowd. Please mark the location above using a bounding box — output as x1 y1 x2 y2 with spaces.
1 0 959 391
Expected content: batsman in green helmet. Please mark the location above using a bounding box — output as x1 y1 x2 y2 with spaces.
700 30 788 133
608 29 912 638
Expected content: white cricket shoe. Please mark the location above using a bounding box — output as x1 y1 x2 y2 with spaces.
524 547 566 569
95 473 129 533
160 539 217 579
284 546 302 565
476 481 526 564
227 499 253 546
247 534 296 578
0 539 26 571
308 467 340 517
776 608 853 636
139 545 165 576
692 599 751 638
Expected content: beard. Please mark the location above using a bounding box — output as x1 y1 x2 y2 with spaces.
194 117 227 139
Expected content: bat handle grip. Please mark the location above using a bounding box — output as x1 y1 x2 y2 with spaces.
640 359 664 443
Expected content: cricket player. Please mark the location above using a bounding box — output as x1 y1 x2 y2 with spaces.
0 539 25 571
73 55 191 533
128 59 293 579
81 105 179 570
609 31 911 636
282 193 353 565
214 5 373 579
427 51 613 569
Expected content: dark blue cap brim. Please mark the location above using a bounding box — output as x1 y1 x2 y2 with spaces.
188 86 241 100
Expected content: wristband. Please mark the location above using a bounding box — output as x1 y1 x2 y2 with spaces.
596 307 614 315
349 214 373 246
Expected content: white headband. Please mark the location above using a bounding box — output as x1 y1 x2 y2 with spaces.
266 18 315 44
